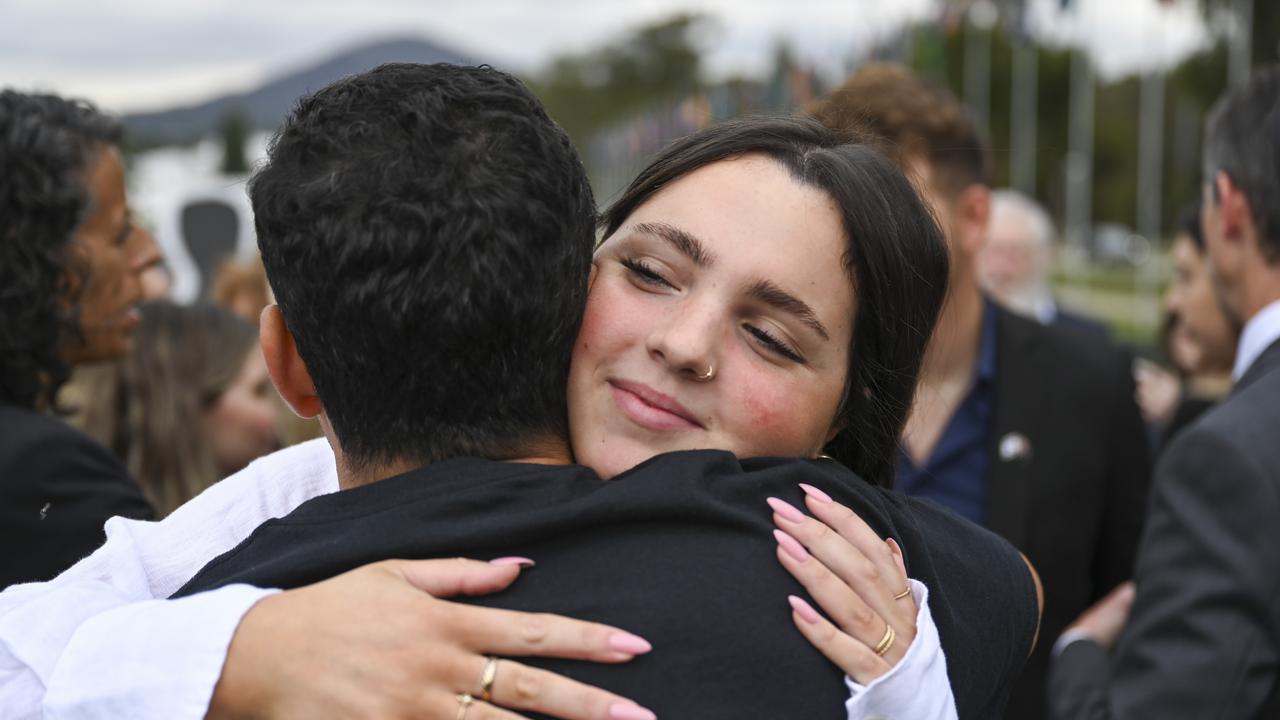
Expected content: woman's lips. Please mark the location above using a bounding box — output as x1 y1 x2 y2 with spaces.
609 379 703 432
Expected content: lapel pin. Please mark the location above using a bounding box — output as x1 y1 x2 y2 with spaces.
998 432 1032 462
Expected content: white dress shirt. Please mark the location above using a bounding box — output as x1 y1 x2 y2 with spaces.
0 439 954 719
1233 298 1280 380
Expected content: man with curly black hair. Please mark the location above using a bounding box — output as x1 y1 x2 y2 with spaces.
0 90 160 587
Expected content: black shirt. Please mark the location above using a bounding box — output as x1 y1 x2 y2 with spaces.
179 450 1037 719
0 404 154 587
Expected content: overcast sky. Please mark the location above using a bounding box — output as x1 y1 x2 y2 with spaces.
0 0 1211 114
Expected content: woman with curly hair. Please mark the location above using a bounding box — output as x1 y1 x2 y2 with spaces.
0 90 160 587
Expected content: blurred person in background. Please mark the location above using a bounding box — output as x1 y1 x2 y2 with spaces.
979 189 1109 338
77 302 279 516
135 225 173 301
1134 203 1239 452
0 90 160 587
1050 65 1280 720
212 255 270 323
809 63 1151 720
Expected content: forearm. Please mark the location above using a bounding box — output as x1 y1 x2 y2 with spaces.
44 586 276 720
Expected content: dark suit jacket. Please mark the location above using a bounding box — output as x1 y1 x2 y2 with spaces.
987 308 1152 719
1053 308 1111 341
178 451 1040 719
0 404 154 587
1048 338 1280 719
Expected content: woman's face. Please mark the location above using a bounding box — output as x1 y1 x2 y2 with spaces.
1164 235 1237 376
203 348 280 475
568 155 855 479
63 146 144 365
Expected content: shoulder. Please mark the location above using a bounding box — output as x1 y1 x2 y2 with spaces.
0 405 131 488
1001 308 1130 375
1160 379 1280 500
885 489 1034 589
997 308 1135 405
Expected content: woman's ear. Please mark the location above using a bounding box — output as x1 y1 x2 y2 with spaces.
823 414 847 446
259 305 322 419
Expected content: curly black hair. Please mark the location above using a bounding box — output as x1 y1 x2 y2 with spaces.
252 64 596 470
0 90 121 410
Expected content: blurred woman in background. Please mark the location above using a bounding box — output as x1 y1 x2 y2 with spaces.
78 302 280 516
1135 203 1240 452
0 90 159 585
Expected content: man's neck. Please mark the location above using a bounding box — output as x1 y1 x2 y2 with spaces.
1239 266 1280 324
921 279 986 386
335 439 573 490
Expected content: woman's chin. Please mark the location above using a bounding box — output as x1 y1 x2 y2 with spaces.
579 441 659 481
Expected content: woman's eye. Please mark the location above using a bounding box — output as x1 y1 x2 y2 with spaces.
620 257 675 289
745 324 806 364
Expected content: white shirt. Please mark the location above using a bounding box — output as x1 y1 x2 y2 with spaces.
0 439 954 719
1233 298 1280 380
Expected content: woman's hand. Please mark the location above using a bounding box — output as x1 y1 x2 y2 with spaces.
767 484 918 685
207 558 657 720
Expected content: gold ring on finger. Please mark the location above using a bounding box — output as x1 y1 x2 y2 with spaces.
872 622 896 656
456 693 474 720
479 656 499 702
893 586 911 600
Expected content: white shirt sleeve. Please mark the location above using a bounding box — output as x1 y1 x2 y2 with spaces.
0 438 339 720
842 579 958 720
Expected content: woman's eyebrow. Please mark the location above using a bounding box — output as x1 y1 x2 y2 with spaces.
748 278 830 341
632 222 713 267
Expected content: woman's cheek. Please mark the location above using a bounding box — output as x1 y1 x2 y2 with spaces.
576 281 642 356
734 379 807 453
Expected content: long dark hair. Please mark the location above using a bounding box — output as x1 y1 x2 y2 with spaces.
601 116 950 487
0 90 121 410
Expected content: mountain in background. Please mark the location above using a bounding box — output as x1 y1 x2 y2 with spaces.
123 37 480 146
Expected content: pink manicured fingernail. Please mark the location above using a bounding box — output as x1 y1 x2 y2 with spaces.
489 556 535 568
607 632 653 655
788 595 822 624
766 496 806 523
609 702 657 720
799 483 832 503
886 538 907 576
774 529 810 562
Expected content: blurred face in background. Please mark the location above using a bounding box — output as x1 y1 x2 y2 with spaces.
63 146 146 364
1164 233 1238 376
129 225 172 301
978 207 1052 315
204 347 279 475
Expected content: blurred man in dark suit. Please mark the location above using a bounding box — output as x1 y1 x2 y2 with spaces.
809 64 1152 720
1049 67 1280 720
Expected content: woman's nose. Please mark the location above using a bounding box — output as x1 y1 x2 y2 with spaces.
646 304 718 381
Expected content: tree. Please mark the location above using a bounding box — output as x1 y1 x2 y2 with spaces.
219 113 249 176
527 14 709 150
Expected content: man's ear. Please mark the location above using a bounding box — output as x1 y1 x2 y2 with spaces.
955 184 992 257
260 305 322 419
1215 171 1252 246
